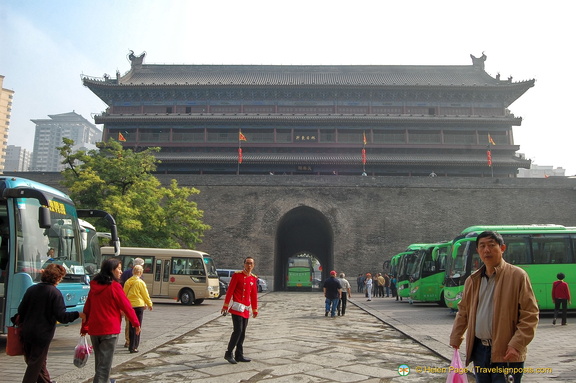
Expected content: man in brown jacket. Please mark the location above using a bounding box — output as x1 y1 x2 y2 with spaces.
449 231 539 383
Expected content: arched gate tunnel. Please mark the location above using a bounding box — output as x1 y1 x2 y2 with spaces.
274 206 333 291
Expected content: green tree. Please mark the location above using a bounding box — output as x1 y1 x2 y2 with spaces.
58 138 210 248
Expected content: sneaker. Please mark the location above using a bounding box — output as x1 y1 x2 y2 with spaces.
325 311 328 317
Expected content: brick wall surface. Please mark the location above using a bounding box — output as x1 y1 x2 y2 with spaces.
9 173 576 289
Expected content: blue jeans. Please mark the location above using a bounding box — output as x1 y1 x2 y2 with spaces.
325 298 339 317
472 339 524 383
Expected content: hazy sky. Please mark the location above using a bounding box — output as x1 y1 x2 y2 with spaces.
1 0 574 175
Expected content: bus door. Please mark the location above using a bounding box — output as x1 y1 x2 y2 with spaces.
152 258 171 296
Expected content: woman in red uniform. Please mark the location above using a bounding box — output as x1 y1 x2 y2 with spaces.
221 256 259 364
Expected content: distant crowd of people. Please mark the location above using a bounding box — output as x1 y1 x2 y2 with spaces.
355 272 398 300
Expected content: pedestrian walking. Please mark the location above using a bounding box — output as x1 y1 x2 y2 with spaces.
123 265 153 353
221 257 259 364
323 270 342 317
337 273 352 316
120 257 144 348
16 264 85 383
365 272 373 301
377 273 385 297
81 258 141 383
391 275 400 300
449 231 539 383
357 273 364 293
383 273 391 297
552 272 571 325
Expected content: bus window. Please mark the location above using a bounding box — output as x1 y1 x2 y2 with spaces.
155 259 162 281
143 259 153 274
174 257 205 276
173 258 184 274
532 235 570 264
505 236 530 265
163 259 170 282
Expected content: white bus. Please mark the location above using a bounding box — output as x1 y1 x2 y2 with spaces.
100 247 219 305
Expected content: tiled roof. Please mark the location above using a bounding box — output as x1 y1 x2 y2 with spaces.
116 64 513 87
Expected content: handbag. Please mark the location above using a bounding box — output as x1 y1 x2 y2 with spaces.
6 325 24 356
446 348 467 383
73 335 93 368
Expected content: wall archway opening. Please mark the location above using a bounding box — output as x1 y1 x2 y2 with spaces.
274 206 333 291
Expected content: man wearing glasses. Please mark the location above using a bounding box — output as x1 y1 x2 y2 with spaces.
221 257 259 364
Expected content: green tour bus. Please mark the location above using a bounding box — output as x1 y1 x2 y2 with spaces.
408 241 451 305
286 255 314 290
396 244 427 300
443 225 576 310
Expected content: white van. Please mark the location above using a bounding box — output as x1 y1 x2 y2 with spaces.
217 268 268 292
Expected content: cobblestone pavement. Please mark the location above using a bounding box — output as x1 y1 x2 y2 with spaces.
102 293 461 383
2 292 574 382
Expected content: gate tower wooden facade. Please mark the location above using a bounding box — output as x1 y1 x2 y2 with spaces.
82 52 534 177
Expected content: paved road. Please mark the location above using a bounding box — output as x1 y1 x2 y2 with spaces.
1 293 574 382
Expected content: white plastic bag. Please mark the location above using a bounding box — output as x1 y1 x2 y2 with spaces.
73 335 93 368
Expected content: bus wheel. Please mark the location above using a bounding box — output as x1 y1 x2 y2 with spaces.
438 292 447 307
194 299 204 305
180 289 195 306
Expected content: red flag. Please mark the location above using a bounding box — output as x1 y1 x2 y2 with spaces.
118 132 126 142
363 131 367 146
488 134 495 146
239 131 247 141
238 148 243 164
486 150 492 166
362 148 367 165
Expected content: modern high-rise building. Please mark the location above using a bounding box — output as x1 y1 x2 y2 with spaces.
4 145 31 172
30 111 101 172
82 52 534 177
0 75 15 173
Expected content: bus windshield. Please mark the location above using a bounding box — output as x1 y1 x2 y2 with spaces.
15 197 84 280
203 256 218 278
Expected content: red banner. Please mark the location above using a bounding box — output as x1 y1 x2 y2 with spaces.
486 150 492 166
238 148 243 164
362 148 366 165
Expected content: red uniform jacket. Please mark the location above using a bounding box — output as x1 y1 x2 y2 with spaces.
223 271 258 318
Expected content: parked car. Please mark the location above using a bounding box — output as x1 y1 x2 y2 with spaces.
257 277 268 292
218 280 228 299
217 269 268 292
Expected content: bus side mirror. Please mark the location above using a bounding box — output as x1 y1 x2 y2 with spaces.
38 206 51 229
452 242 461 258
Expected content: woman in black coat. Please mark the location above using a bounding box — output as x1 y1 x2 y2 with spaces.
16 263 85 383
